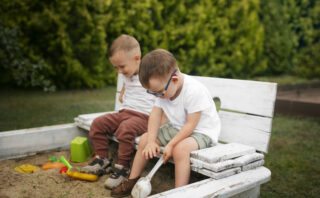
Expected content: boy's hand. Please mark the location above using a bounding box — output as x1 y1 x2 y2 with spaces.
163 143 173 163
119 95 123 103
142 142 160 160
119 85 125 103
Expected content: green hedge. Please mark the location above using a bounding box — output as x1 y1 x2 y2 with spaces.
0 0 116 89
0 0 319 90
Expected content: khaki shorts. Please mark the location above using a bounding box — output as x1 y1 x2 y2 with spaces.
157 123 212 149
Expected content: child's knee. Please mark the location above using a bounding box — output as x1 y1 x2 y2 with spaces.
89 119 101 138
89 117 105 137
172 146 188 160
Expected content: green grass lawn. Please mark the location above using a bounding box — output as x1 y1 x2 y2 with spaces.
0 87 116 130
0 87 319 197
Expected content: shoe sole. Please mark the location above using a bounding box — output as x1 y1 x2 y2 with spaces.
82 159 113 176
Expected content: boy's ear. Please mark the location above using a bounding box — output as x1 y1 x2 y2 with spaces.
134 55 140 61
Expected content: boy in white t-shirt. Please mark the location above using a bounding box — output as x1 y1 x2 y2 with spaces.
82 35 155 189
111 49 221 197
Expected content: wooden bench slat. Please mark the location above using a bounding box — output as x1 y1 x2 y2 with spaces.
77 112 113 121
242 160 265 171
193 76 277 117
149 166 271 198
192 166 242 180
218 110 272 153
190 153 264 173
190 143 255 163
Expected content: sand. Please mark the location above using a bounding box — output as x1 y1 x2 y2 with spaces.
0 142 206 198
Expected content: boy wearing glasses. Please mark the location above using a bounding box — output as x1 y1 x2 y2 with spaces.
111 49 221 197
82 35 156 189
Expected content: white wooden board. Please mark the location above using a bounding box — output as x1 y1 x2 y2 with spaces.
191 166 242 180
191 158 242 172
149 166 271 198
218 110 272 153
236 153 264 166
0 124 86 161
242 160 265 172
190 153 264 173
76 112 116 122
193 76 277 117
190 143 255 163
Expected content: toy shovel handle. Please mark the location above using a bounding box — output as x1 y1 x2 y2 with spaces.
146 155 164 180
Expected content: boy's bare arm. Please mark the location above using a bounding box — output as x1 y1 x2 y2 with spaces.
163 111 202 162
142 106 163 159
119 85 125 103
160 112 167 125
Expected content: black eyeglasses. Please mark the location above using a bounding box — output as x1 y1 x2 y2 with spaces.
147 69 177 97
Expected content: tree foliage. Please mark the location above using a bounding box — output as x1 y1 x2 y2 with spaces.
0 0 319 90
283 0 320 78
0 19 55 91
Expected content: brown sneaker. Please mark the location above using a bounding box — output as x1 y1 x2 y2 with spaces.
105 164 130 189
111 177 140 198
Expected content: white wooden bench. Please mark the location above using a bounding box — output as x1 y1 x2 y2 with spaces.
75 74 277 198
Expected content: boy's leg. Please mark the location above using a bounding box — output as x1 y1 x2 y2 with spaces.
115 110 149 168
105 110 148 189
172 137 199 188
89 113 122 158
129 133 151 179
111 133 157 197
82 112 121 174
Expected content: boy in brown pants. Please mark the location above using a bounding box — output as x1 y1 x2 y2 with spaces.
82 35 155 189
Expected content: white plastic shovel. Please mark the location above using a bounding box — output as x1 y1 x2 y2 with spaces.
131 155 164 198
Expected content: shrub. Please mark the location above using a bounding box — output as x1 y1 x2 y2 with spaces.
0 18 55 91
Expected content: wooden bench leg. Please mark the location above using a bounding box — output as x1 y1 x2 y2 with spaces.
230 186 260 198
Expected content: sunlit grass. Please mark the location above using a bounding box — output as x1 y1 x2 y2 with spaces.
0 87 116 131
261 115 320 197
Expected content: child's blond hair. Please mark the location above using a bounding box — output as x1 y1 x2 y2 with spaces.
108 34 141 58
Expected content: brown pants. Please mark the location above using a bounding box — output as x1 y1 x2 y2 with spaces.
89 109 149 168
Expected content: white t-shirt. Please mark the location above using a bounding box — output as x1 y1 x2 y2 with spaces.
120 74 155 115
154 74 221 144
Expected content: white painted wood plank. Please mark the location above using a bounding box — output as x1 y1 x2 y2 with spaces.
149 166 271 198
75 111 118 131
76 112 113 121
219 111 272 153
191 158 242 172
193 76 277 117
230 186 260 198
190 153 264 173
190 143 255 163
219 111 272 133
235 153 264 166
74 120 91 131
242 160 265 171
0 124 86 161
191 166 242 180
